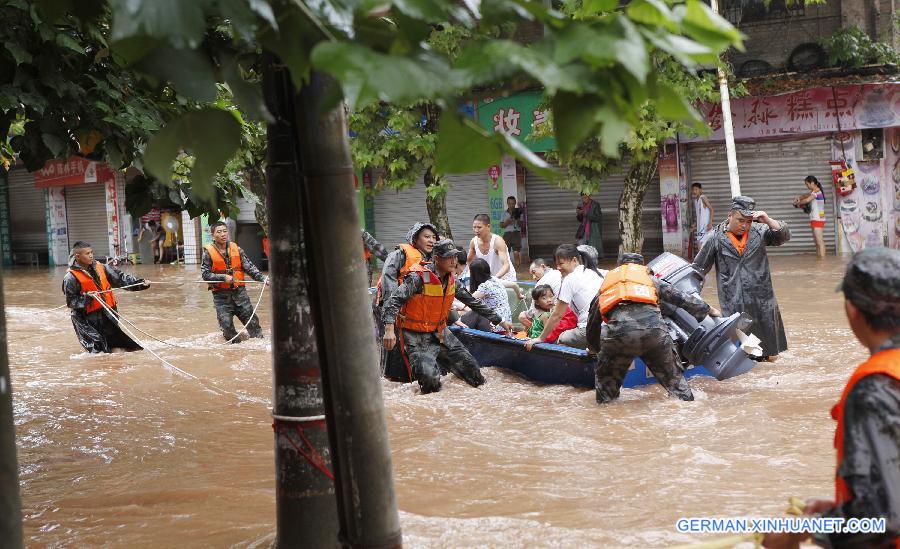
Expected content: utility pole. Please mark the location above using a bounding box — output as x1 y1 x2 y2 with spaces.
709 0 742 197
264 55 402 547
292 71 403 548
264 58 340 548
0 271 23 549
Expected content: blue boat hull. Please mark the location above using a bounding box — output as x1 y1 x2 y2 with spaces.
448 326 713 389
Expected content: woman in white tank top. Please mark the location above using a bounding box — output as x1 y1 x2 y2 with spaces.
473 233 517 282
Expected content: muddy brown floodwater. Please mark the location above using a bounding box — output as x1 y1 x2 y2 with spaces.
5 255 862 548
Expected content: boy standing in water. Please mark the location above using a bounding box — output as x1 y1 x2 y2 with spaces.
764 248 900 549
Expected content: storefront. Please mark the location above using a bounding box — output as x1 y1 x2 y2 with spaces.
1 157 130 267
682 82 900 255
372 171 490 249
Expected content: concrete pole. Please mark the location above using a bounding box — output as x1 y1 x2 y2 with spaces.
709 0 742 197
292 71 403 548
0 271 24 548
263 58 341 548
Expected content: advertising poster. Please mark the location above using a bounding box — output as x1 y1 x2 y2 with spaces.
46 187 69 266
487 165 503 233
659 145 682 255
105 176 120 258
886 127 900 249
833 131 888 253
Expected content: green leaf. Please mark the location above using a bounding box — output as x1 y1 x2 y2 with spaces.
392 0 449 22
109 0 206 49
654 81 696 121
143 108 242 202
626 0 677 31
457 40 582 94
579 0 618 16
55 33 84 54
551 92 603 159
679 0 744 52
41 133 67 157
4 43 32 65
596 107 631 157
640 30 717 67
259 5 317 88
311 43 456 108
435 110 503 174
614 18 649 82
222 58 272 122
248 0 277 29
134 46 217 103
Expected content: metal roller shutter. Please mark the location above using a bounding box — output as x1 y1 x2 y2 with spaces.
373 172 488 251
686 136 835 255
524 167 663 259
7 168 47 259
65 183 111 258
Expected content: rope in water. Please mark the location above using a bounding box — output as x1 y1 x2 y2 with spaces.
27 278 266 312
89 294 250 401
223 276 269 344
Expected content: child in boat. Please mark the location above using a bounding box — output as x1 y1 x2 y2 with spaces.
521 285 555 339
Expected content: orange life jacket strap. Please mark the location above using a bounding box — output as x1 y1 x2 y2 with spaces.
832 348 900 504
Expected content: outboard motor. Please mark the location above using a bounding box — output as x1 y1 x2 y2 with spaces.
648 252 759 380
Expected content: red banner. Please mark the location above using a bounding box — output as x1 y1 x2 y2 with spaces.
684 83 899 143
34 156 113 188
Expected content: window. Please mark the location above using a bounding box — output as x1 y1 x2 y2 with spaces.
722 0 805 25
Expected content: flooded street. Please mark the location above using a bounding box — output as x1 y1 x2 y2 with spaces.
6 255 863 547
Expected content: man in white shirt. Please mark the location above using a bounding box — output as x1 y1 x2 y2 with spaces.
500 196 522 267
691 182 714 248
528 258 562 296
525 244 603 350
467 213 516 281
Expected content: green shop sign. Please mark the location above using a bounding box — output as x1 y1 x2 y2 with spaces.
476 91 555 153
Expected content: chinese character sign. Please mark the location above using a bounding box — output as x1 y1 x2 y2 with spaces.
477 91 556 152
684 84 899 142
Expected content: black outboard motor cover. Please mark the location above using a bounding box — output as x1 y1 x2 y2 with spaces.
648 252 759 381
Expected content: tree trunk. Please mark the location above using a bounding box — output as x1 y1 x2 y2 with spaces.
263 58 339 548
0 270 23 548
292 71 403 547
618 150 660 257
424 167 452 241
242 164 269 235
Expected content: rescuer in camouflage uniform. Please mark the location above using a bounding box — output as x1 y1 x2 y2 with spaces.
382 239 514 394
586 253 714 403
201 221 269 342
362 229 388 286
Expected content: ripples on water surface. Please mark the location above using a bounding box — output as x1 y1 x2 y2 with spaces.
5 256 861 547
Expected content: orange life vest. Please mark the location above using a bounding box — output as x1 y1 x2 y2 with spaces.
69 263 117 314
396 263 456 333
831 348 900 508
597 263 658 317
206 242 245 291
376 243 423 301
363 242 372 261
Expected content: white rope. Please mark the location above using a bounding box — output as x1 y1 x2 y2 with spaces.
86 294 189 349
224 276 269 344
272 414 326 423
89 295 203 382
88 295 247 401
29 304 69 314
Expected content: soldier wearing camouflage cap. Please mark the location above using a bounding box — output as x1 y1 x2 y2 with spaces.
764 248 900 548
586 253 718 403
382 239 514 394
692 195 791 361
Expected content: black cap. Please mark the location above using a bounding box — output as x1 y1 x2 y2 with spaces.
432 239 458 259
620 253 644 265
837 248 900 315
730 196 756 217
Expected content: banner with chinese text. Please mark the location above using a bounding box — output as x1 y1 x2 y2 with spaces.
684 83 899 143
477 91 555 152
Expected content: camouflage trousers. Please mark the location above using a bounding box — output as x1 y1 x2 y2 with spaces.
396 327 485 394
212 288 263 342
595 323 692 403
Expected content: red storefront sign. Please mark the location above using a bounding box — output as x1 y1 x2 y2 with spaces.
34 156 114 188
683 83 899 142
